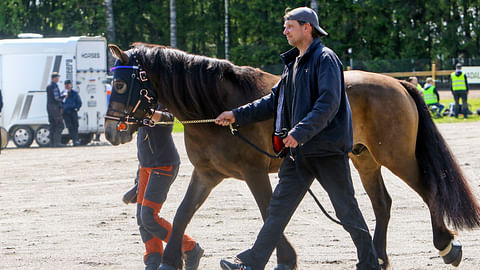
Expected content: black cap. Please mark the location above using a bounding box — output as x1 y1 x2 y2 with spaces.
64 80 72 85
285 7 328 36
51 72 60 79
456 63 462 68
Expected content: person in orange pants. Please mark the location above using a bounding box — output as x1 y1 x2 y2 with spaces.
131 106 203 270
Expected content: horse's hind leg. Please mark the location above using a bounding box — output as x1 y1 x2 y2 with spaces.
350 146 391 270
383 156 457 265
244 169 297 268
161 169 222 269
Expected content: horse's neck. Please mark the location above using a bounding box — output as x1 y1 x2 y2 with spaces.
149 50 277 121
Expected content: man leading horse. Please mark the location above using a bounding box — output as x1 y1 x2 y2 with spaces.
216 7 380 270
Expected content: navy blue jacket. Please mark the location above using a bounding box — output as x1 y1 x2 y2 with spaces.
46 81 63 108
0 89 3 112
233 38 353 156
137 109 180 168
63 90 82 112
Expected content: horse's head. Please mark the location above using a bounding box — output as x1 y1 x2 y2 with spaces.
104 44 157 145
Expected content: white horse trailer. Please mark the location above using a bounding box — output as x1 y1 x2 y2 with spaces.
0 36 108 148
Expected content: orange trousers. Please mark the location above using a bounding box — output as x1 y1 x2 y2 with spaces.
137 165 196 264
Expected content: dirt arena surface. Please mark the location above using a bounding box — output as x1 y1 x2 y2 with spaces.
439 89 480 99
1 122 479 269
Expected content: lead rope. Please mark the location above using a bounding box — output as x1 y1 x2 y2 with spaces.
154 119 217 125
154 118 367 233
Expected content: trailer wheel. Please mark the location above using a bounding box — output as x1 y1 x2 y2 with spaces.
78 133 94 145
35 126 51 147
1 127 8 149
12 126 34 148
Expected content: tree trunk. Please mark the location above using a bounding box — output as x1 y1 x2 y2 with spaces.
225 0 229 60
104 0 115 68
170 0 177 48
311 0 318 13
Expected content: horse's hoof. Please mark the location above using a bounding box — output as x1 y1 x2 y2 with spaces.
439 240 462 267
274 264 297 270
158 263 177 270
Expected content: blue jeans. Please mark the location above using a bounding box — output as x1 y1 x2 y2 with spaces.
428 103 444 116
453 91 468 117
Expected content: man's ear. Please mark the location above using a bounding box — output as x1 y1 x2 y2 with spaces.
305 23 313 34
108 44 129 64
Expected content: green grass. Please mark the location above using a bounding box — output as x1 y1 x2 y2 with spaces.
433 97 480 123
173 121 184 132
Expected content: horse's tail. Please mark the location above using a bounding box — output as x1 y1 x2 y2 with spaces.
400 80 480 229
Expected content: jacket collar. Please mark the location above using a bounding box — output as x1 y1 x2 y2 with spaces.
280 38 323 66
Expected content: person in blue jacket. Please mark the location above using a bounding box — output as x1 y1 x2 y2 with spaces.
0 88 3 152
46 72 65 147
62 80 82 146
216 7 379 270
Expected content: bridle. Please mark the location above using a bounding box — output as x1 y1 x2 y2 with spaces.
104 53 158 131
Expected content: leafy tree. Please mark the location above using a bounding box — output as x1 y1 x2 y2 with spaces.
1 0 479 73
0 0 105 38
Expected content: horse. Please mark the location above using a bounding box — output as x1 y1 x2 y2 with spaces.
104 43 480 270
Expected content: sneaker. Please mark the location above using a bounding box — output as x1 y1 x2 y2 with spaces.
144 263 159 270
122 183 138 204
274 264 296 270
220 259 252 270
184 243 204 270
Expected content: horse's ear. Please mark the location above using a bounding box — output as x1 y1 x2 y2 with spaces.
108 44 129 64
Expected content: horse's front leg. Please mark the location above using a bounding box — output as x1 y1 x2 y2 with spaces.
160 169 222 269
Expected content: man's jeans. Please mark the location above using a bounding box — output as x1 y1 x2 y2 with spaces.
236 154 379 270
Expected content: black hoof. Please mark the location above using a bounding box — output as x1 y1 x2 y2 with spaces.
440 240 462 267
274 264 296 270
158 263 177 270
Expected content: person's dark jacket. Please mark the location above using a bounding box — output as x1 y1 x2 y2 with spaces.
63 90 82 112
46 81 63 108
137 106 180 167
233 38 353 157
0 89 3 112
433 86 440 102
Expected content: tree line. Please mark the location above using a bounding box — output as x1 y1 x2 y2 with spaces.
1 0 479 73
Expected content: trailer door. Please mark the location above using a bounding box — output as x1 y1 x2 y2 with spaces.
75 39 107 134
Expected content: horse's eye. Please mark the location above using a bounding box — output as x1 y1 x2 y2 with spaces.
113 79 127 94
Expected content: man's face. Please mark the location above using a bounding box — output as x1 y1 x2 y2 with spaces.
283 20 310 47
52 76 60 83
65 83 72 90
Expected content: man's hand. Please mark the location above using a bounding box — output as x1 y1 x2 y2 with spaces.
152 110 162 122
215 111 235 126
283 134 298 148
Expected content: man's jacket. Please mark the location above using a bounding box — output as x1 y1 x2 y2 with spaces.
0 89 3 112
233 38 353 157
63 90 82 112
137 106 180 168
46 82 63 108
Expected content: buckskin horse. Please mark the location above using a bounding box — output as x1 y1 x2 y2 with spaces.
104 43 480 270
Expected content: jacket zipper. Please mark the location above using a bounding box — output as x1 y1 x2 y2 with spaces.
291 57 300 130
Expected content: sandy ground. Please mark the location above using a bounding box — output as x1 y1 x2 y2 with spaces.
1 122 479 270
439 89 480 99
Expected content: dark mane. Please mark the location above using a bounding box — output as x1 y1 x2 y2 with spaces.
132 43 267 119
